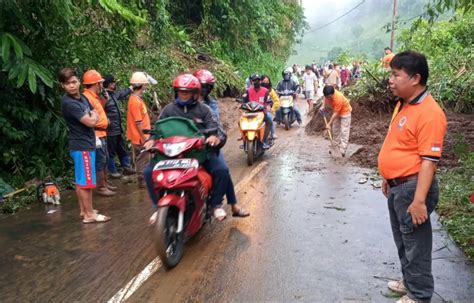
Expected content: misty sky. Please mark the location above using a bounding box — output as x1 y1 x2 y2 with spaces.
287 0 423 65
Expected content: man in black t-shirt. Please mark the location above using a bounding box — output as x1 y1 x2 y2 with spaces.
59 68 111 224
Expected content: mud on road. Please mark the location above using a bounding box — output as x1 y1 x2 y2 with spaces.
0 98 472 302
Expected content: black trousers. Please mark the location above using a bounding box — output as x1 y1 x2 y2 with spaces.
107 134 131 172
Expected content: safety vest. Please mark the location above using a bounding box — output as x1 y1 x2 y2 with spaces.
247 87 268 106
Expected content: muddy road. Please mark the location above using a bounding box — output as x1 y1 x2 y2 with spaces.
0 99 472 302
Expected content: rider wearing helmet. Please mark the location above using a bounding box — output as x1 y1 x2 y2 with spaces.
193 69 249 218
144 74 231 222
242 73 274 148
275 70 303 125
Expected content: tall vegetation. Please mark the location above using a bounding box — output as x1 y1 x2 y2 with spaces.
398 11 473 113
0 0 305 189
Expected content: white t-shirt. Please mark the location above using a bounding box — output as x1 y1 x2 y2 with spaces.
303 72 318 92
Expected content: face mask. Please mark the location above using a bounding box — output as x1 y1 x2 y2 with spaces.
176 96 194 106
201 86 212 97
283 75 290 81
261 83 270 88
253 82 261 89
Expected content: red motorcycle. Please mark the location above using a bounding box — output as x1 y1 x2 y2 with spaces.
150 134 212 268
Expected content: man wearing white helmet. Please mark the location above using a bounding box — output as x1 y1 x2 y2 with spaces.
126 72 151 188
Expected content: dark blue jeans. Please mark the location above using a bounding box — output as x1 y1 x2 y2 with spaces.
387 177 439 302
143 152 237 209
107 134 131 173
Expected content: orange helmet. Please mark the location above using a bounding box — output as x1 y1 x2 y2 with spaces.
83 70 104 85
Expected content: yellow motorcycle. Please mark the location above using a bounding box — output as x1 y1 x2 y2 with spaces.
238 101 273 166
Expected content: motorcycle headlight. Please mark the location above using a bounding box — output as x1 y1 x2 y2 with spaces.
163 142 187 157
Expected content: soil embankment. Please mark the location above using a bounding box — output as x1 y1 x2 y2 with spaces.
305 96 474 169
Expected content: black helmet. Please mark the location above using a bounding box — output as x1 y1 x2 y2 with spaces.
250 73 261 81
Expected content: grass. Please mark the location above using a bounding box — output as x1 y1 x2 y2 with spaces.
437 152 474 260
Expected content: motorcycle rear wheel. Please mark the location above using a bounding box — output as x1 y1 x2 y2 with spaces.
247 140 254 166
154 206 184 269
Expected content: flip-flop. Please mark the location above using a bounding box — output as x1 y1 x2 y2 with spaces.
79 209 98 218
232 208 250 217
149 211 158 225
213 208 227 221
82 214 111 224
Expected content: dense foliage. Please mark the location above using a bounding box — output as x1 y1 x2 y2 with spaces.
438 146 474 260
0 0 305 190
344 9 473 114
398 11 473 113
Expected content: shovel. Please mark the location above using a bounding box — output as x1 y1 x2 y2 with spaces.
322 113 342 157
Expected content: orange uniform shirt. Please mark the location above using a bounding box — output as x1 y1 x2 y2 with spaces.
126 94 150 145
326 90 352 116
83 89 108 138
382 53 395 68
378 93 447 180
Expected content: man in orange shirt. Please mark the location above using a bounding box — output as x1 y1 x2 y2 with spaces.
83 70 116 196
378 51 447 303
382 47 396 69
126 72 151 188
320 86 352 156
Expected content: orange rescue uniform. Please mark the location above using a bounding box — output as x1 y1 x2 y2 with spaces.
382 53 395 68
326 90 352 116
83 89 108 138
378 92 447 180
126 94 150 145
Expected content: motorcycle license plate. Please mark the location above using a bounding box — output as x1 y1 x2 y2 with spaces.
155 159 193 170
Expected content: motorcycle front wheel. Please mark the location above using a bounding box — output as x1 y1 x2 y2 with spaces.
247 139 254 166
283 114 290 130
154 206 184 269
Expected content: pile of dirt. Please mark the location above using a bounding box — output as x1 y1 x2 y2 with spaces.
217 97 241 131
305 95 474 169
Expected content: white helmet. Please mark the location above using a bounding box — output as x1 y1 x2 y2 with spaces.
130 72 149 85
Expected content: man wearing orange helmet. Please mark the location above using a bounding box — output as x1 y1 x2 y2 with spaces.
193 69 250 218
144 74 230 222
126 71 151 188
82 69 117 196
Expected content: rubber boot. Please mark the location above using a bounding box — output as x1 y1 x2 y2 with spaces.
97 170 116 196
104 171 118 191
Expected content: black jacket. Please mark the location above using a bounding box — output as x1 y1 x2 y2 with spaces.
204 96 227 147
276 79 299 97
159 100 225 149
105 88 132 136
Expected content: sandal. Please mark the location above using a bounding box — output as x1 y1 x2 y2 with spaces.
213 208 227 221
80 209 98 218
232 208 250 218
149 211 158 225
82 214 111 224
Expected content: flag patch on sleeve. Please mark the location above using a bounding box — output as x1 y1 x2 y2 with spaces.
431 143 441 152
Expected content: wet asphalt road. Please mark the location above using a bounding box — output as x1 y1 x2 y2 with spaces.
0 100 473 303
